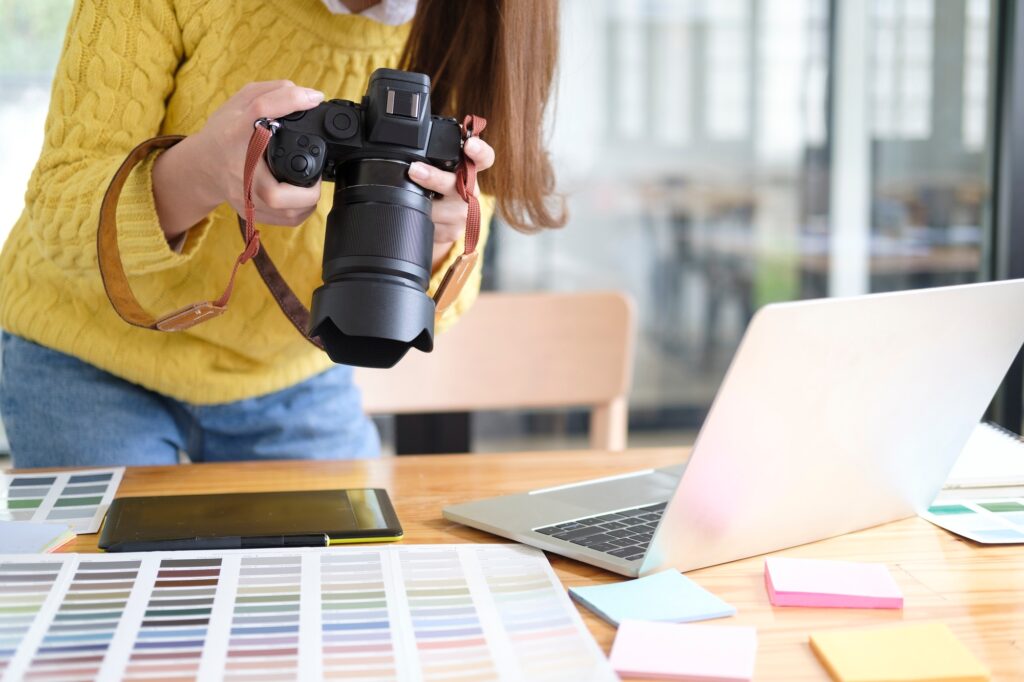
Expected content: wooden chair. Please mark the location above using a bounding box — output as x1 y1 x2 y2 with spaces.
355 291 635 451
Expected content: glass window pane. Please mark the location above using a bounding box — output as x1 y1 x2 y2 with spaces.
480 0 996 452
0 0 75 248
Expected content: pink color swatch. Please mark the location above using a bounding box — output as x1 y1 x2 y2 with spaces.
609 620 757 682
764 556 903 609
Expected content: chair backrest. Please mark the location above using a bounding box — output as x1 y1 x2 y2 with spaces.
355 291 636 451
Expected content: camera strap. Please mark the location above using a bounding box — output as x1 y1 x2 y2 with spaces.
97 114 487 347
433 114 487 314
98 135 233 332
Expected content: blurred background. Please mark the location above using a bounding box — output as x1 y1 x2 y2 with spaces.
0 0 1016 456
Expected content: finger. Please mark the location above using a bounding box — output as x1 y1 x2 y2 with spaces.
248 84 325 121
433 221 466 245
256 206 317 228
464 137 495 171
408 162 456 196
237 80 296 104
253 164 322 209
431 199 469 227
255 203 317 224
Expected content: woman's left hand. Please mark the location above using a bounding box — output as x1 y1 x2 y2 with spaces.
408 136 495 270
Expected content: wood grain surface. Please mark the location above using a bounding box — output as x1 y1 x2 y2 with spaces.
50 448 1024 680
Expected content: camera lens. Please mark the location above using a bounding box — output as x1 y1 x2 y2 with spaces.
308 158 436 368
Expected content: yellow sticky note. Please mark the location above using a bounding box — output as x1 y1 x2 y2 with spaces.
809 622 989 682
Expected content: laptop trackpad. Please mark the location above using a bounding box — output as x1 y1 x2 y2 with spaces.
532 468 679 516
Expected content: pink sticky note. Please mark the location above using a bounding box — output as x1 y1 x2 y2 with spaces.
764 557 903 609
609 620 757 682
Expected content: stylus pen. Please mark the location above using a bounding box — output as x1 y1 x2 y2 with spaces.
107 534 330 552
239 534 330 549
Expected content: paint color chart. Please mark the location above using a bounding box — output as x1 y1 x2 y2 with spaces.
27 559 140 679
0 561 63 679
126 557 221 679
923 498 1024 543
0 468 124 534
227 555 302 679
0 545 616 681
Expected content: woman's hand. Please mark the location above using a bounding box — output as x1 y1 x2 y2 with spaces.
153 81 325 242
407 136 495 270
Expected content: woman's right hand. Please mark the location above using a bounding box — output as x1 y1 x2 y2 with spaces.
153 81 326 242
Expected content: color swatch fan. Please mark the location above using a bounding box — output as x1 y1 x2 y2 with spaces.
923 498 1024 544
1 468 123 534
0 544 616 681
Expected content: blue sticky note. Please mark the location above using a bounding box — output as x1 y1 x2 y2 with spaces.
569 569 736 626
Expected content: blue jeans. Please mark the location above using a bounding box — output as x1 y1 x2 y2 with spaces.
0 332 380 468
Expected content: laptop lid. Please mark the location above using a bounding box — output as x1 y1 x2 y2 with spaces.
642 279 1024 574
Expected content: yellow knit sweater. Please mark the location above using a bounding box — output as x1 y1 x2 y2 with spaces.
0 0 489 404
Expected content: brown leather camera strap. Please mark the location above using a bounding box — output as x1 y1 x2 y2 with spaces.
98 134 266 333
97 114 487 342
433 114 488 312
237 122 323 350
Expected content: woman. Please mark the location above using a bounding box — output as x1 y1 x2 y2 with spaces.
0 0 563 467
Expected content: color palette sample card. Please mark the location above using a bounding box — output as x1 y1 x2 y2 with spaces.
569 569 736 626
609 619 757 682
922 497 1024 544
0 544 616 681
0 521 75 554
0 467 124 534
809 622 990 682
764 557 903 609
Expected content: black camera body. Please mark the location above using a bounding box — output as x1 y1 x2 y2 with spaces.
266 68 464 368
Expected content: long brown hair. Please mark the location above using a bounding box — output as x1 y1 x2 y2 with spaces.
401 0 565 232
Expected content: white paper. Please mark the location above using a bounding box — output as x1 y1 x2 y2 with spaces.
944 423 1024 489
0 467 124 534
0 544 617 682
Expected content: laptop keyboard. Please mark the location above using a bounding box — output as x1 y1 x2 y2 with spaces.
532 502 667 561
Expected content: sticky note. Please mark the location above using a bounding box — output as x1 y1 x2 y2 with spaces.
765 556 903 609
610 620 757 682
0 521 75 553
810 622 989 682
569 569 736 626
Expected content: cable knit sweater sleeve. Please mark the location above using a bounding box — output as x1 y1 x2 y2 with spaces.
21 0 209 280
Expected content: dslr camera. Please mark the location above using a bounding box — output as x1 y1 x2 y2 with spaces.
267 68 463 368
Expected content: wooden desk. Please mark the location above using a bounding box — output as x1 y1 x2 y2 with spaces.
58 448 1024 681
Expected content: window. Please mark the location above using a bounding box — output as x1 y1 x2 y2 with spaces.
872 0 935 140
0 0 75 248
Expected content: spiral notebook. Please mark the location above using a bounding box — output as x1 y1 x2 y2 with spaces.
943 422 1024 489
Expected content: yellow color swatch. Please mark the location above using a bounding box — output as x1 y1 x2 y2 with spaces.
809 622 989 682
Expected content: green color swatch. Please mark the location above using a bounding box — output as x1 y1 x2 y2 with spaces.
928 504 974 515
6 498 43 509
979 501 1024 513
54 496 103 507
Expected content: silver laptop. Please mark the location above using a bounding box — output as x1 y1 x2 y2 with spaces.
443 279 1024 576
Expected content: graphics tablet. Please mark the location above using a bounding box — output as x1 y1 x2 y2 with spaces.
99 488 402 552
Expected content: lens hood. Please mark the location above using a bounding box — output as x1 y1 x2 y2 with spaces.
309 279 435 368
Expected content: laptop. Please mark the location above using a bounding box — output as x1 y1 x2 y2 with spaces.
443 279 1024 576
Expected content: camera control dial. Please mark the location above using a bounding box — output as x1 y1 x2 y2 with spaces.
326 107 359 140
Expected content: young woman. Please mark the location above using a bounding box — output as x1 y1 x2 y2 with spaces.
0 0 563 467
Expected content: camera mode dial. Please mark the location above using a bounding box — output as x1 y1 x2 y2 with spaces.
326 105 359 141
